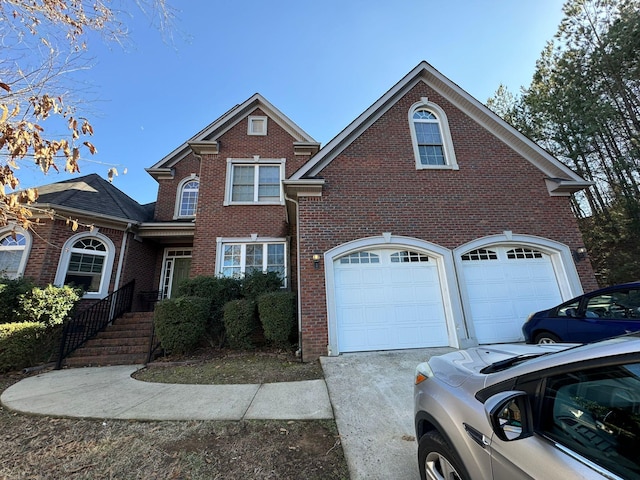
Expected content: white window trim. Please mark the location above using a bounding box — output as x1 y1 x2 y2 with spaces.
409 98 458 170
0 226 32 279
215 236 287 286
224 157 286 206
174 174 199 219
248 115 268 136
54 231 116 300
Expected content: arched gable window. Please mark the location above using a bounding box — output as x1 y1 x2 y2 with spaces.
409 99 458 170
176 177 199 218
55 232 116 299
0 228 31 279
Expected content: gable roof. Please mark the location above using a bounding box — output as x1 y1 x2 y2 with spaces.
32 173 152 223
290 61 592 196
146 93 319 178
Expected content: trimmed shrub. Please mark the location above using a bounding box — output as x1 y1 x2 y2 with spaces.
0 322 62 373
240 270 283 301
0 277 35 324
175 276 242 345
223 299 257 349
258 291 296 347
153 296 210 354
16 285 82 326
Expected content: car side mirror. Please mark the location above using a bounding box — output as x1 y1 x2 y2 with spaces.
484 391 533 441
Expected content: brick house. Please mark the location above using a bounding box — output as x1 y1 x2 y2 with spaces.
3 61 596 360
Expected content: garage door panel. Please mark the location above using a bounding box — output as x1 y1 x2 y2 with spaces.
461 247 563 344
334 249 449 353
337 306 365 326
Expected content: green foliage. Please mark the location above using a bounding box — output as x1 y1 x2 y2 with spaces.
153 296 210 354
0 322 62 373
223 299 257 350
16 285 82 327
257 292 296 347
240 270 283 301
0 277 35 323
176 276 243 346
487 0 640 284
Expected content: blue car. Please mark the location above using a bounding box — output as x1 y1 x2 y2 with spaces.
523 282 640 344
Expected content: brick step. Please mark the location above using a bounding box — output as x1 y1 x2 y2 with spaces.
84 336 149 348
63 353 147 367
102 324 153 335
70 344 148 356
63 311 155 368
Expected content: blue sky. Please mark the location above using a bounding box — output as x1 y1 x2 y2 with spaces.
19 0 566 205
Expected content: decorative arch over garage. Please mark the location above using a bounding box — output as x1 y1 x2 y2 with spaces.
454 231 584 344
324 233 466 356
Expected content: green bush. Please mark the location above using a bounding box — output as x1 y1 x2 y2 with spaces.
175 276 242 345
0 322 62 373
223 299 257 349
0 277 35 324
16 284 82 326
153 296 210 354
240 270 283 300
258 292 296 347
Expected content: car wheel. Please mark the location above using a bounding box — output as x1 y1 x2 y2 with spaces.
418 430 469 480
534 332 561 344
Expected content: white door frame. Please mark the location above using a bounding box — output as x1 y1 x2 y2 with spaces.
453 232 583 344
324 233 465 356
159 248 192 299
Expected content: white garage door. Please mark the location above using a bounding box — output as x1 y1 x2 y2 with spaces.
461 246 563 343
334 249 449 353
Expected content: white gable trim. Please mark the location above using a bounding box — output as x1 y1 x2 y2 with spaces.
291 61 591 195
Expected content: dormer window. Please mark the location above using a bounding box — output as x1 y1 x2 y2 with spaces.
409 99 458 170
176 177 199 218
248 116 268 136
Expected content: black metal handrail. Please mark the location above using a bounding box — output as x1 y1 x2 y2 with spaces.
55 280 135 369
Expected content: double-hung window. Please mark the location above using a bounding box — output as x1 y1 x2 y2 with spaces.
409 99 458 170
176 178 199 218
225 158 285 205
220 242 286 284
0 230 30 279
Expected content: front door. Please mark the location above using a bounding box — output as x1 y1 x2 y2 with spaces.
160 249 192 299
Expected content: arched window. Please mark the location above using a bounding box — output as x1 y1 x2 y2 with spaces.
409 100 458 170
176 177 199 218
0 229 31 279
55 232 116 299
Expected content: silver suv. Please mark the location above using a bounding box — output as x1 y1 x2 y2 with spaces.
414 334 640 480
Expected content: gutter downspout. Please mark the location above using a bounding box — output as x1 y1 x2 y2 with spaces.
284 193 303 361
114 223 132 290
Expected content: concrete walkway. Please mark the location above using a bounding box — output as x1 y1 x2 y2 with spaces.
0 365 333 421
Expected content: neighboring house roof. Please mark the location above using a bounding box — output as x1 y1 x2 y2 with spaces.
146 93 320 179
32 173 152 223
290 61 592 196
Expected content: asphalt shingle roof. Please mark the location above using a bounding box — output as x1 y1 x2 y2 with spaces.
33 174 153 223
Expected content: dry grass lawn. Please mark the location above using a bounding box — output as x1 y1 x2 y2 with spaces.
0 348 349 479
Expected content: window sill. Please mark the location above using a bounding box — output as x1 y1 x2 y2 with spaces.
415 164 459 171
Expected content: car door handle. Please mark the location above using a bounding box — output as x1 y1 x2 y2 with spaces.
464 423 490 448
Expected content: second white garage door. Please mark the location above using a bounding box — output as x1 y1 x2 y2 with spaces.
461 246 563 343
334 249 449 353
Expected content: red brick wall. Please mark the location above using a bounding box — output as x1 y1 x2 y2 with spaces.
296 82 597 360
154 155 201 221
23 219 133 312
189 109 311 278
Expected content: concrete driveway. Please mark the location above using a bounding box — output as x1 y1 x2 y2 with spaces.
321 347 456 480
